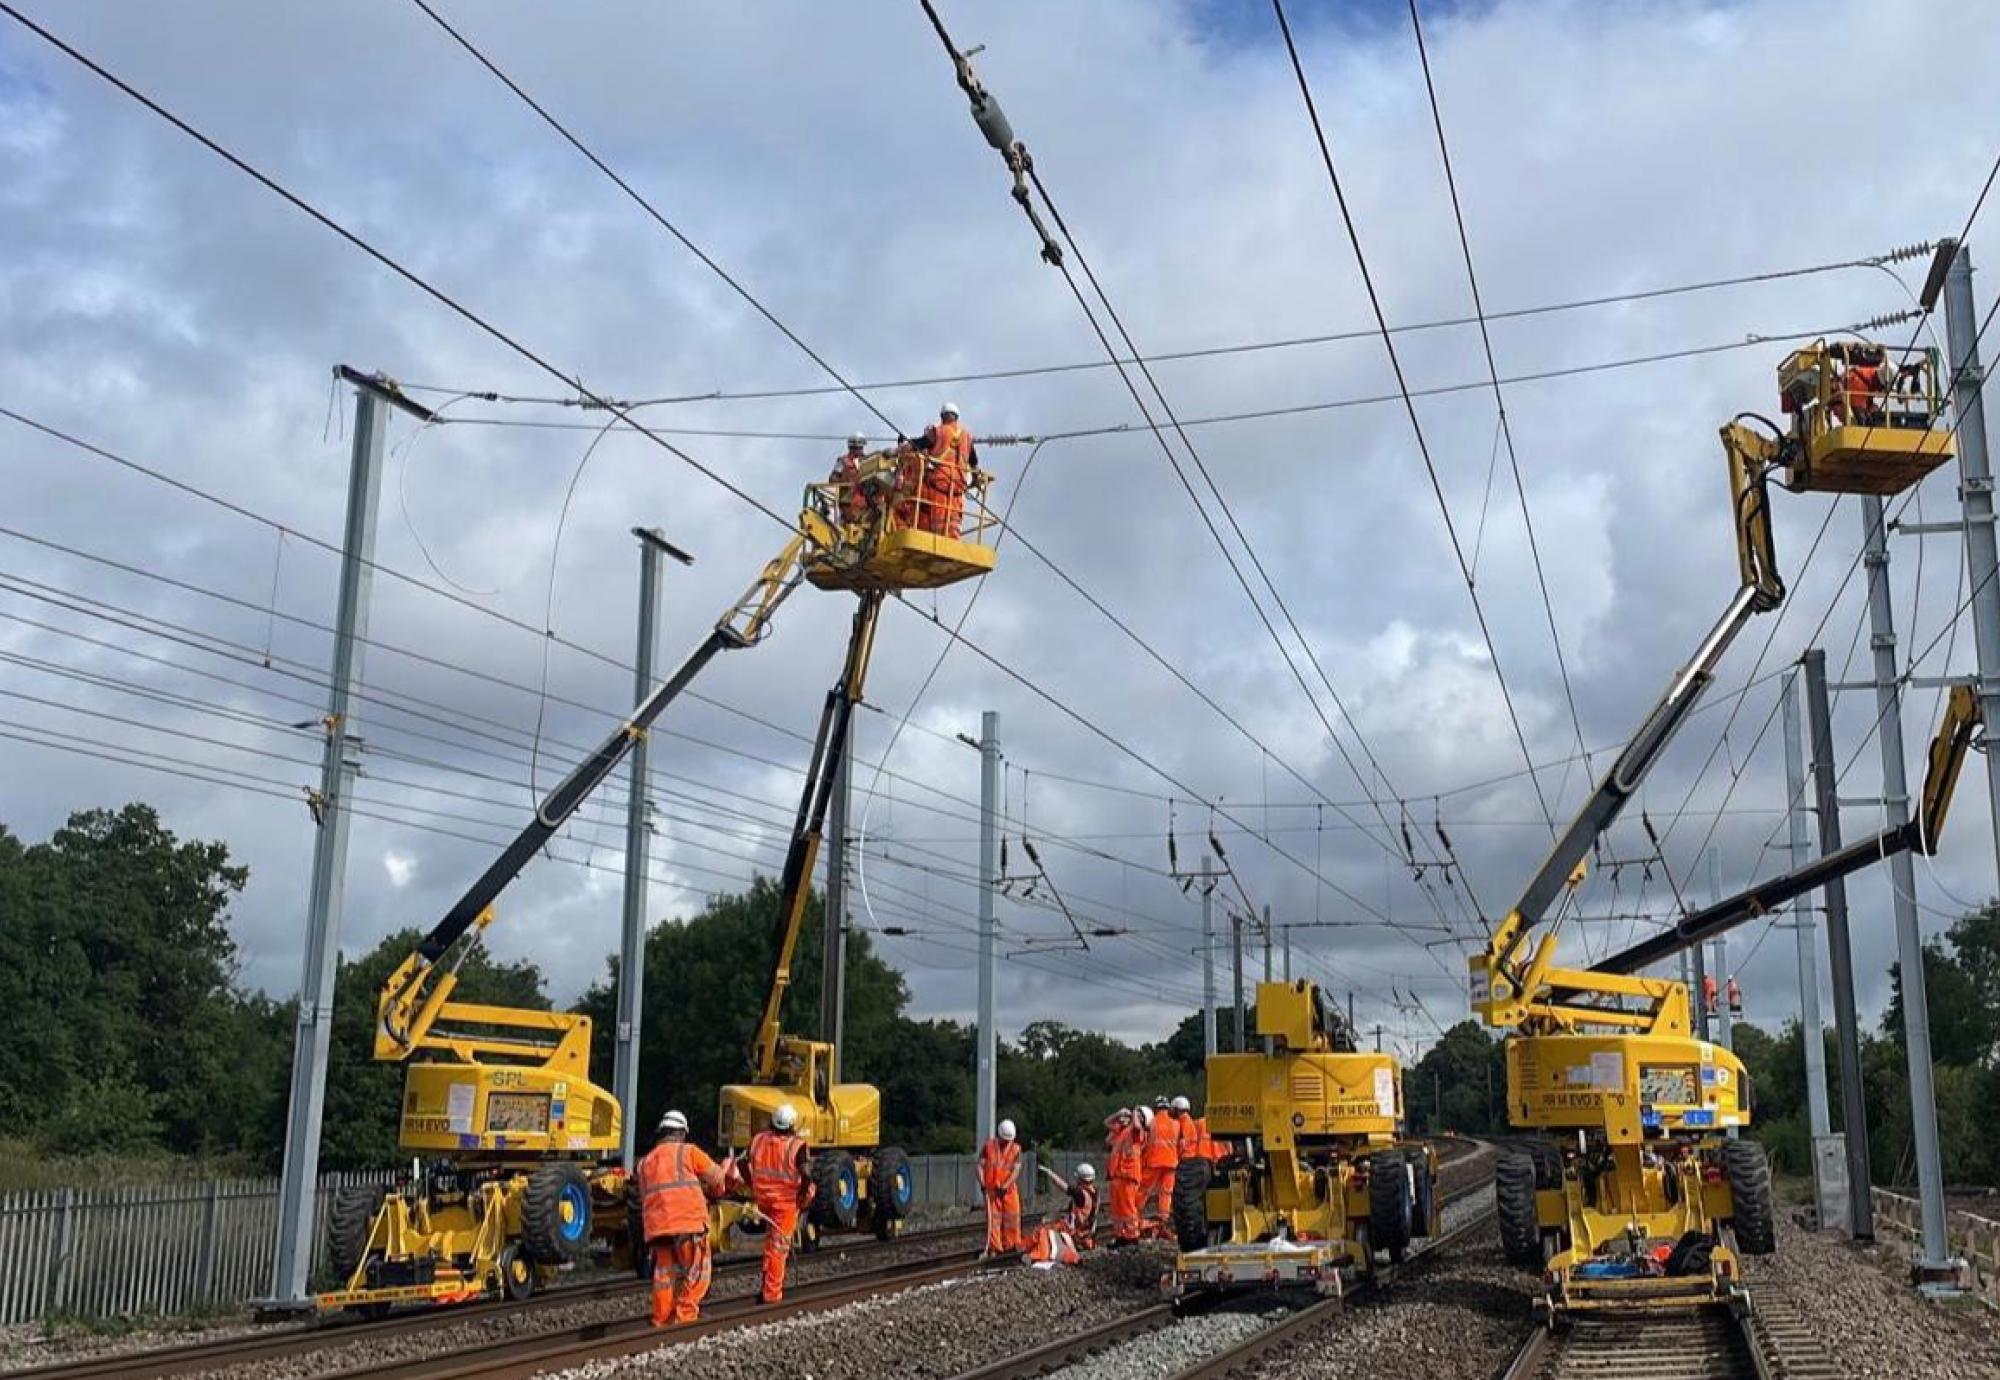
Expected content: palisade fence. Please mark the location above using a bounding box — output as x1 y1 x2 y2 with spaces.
0 1152 1083 1326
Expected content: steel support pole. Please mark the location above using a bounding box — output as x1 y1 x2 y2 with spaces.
821 729 851 1077
1861 494 1952 1273
976 711 999 1151
1691 922 1710 1041
1781 668 1832 1140
1262 904 1273 982
1231 910 1246 1052
1282 924 1292 981
1201 856 1217 1059
1805 648 1873 1240
614 530 669 1168
1942 244 2000 879
267 379 386 1306
1706 849 1732 1052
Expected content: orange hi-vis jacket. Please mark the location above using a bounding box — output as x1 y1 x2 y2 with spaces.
748 1129 812 1208
1142 1111 1182 1170
1106 1125 1142 1182
979 1137 1022 1193
1846 362 1883 416
929 418 973 470
638 1140 721 1240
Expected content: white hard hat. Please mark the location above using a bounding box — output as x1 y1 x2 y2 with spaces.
997 1118 1017 1142
771 1103 798 1132
1171 1096 1191 1113
848 433 866 448
658 1109 688 1134
1134 1105 1152 1128
1076 1163 1096 1181
941 400 959 417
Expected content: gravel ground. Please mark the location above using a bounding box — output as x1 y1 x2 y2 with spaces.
549 1245 1171 1380
151 1222 995 1380
1741 1216 2000 1379
1045 1143 1502 1380
0 1316 280 1373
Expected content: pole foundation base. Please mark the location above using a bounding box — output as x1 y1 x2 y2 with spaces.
1911 1256 1973 1296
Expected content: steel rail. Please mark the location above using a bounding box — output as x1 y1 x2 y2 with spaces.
8 1218 999 1380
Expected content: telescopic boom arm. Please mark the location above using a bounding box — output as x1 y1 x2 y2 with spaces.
375 530 820 1060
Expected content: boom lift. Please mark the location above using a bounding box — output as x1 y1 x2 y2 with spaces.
319 446 996 1312
1470 340 1977 1318
1164 979 1440 1298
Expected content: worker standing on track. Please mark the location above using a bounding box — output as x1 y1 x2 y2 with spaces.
1104 1107 1143 1246
1140 1095 1182 1238
636 1109 726 1328
747 1102 815 1305
978 1118 1024 1257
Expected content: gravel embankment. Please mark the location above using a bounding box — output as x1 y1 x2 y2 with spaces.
155 1224 994 1380
550 1245 1171 1380
0 1318 281 1374
1048 1142 1503 1380
1741 1216 2000 1379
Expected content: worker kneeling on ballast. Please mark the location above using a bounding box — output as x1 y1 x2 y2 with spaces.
634 1110 730 1328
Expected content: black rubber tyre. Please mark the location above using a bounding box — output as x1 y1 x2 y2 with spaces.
497 1243 536 1301
1171 1156 1214 1252
1367 1149 1413 1262
326 1184 386 1287
1528 1141 1564 1192
810 1149 861 1233
1409 1151 1436 1238
623 1178 649 1279
869 1146 913 1239
1496 1151 1542 1268
521 1163 593 1266
1666 1229 1715 1277
1724 1139 1776 1255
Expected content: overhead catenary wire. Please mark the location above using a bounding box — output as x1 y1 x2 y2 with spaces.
1406 0 1592 804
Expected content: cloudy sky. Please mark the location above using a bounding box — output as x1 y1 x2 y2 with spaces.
3 0 1998 1064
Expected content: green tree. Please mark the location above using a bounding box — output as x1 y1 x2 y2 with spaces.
1407 1021 1504 1135
0 805 272 1157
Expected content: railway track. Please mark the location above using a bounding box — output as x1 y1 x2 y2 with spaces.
6 1218 1001 1380
1498 1293 1843 1380
947 1171 1497 1380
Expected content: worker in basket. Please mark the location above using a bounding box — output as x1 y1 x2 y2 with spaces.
747 1102 815 1304
1037 1161 1099 1250
1104 1107 1144 1246
1842 344 1887 427
829 433 871 525
636 1110 729 1327
897 401 977 536
978 1117 1024 1257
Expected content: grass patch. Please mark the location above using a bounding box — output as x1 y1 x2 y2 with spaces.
0 1139 266 1193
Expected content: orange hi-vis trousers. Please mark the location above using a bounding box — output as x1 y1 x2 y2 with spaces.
648 1235 712 1326
756 1199 800 1303
1141 1166 1175 1237
984 1184 1022 1254
1108 1178 1142 1243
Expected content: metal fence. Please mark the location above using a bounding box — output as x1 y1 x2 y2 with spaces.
0 1153 1087 1326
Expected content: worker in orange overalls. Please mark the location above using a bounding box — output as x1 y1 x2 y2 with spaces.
1038 1161 1100 1249
1726 976 1743 1017
635 1109 727 1327
747 1102 815 1304
1701 972 1719 1016
1104 1108 1143 1246
830 433 870 524
899 401 975 535
1844 350 1886 426
978 1118 1023 1256
1140 1095 1182 1238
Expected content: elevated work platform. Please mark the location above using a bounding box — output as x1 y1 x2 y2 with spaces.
1777 340 1956 494
799 447 1000 593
